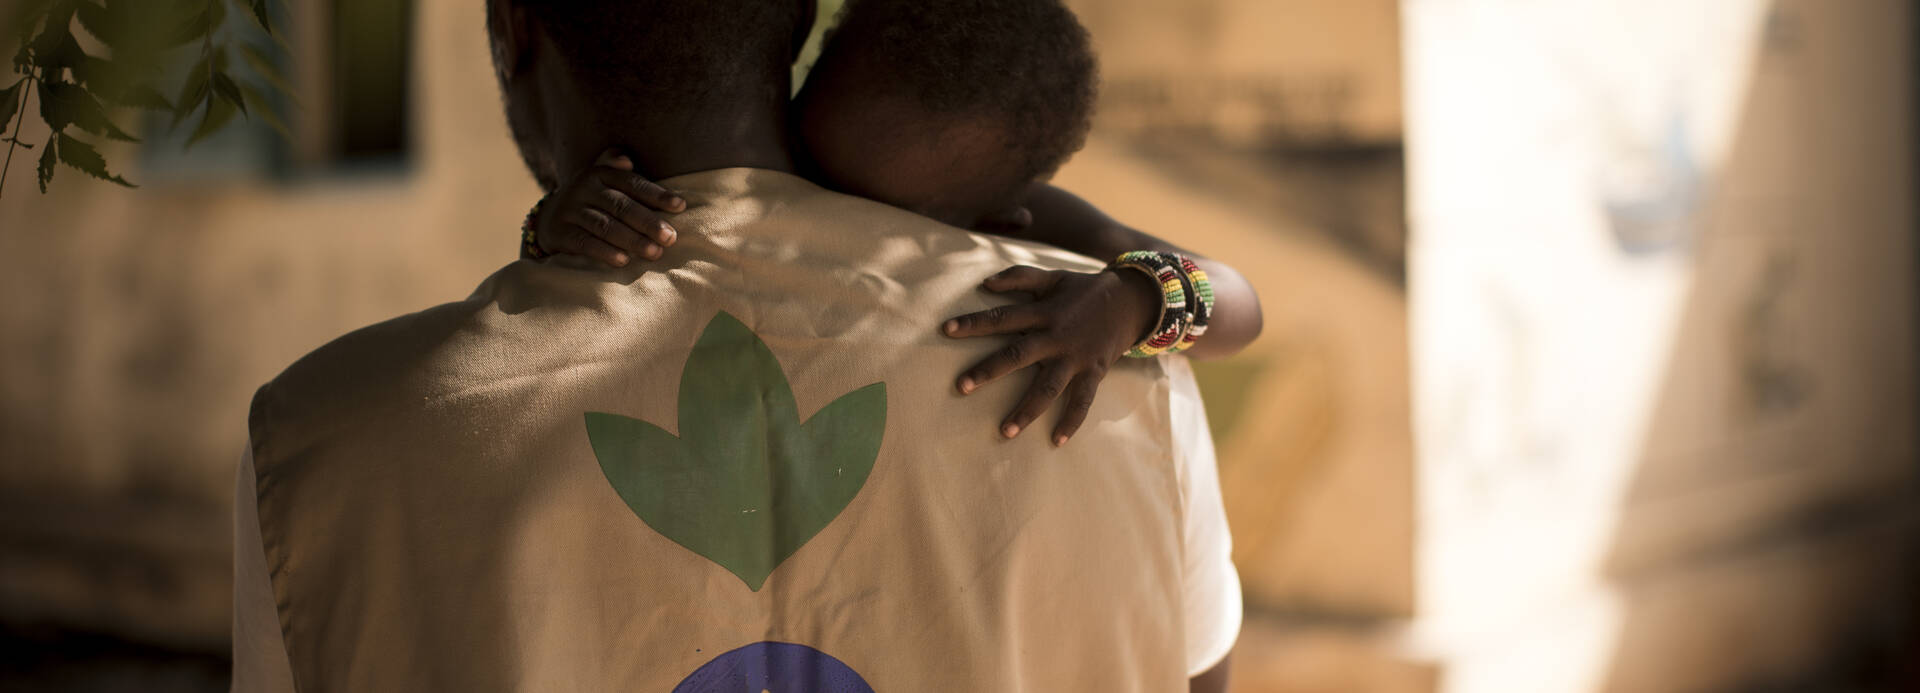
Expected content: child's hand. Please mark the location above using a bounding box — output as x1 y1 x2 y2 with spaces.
530 149 687 267
942 265 1162 447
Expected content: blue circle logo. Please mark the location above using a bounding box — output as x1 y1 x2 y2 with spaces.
672 641 875 693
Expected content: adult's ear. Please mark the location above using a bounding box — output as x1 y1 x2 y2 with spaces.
791 0 819 62
486 0 534 84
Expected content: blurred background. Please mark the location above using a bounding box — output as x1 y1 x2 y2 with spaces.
0 0 1912 691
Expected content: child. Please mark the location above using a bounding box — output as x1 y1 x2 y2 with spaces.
522 0 1263 447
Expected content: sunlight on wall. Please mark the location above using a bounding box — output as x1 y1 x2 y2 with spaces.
1406 0 1776 690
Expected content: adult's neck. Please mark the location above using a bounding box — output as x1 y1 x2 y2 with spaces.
547 97 797 185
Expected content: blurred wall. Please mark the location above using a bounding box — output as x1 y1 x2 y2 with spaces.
1406 0 1917 691
1065 2 1424 690
1068 0 1415 620
0 0 542 650
1073 0 1401 146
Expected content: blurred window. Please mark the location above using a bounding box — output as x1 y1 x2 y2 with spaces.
330 0 412 164
139 0 415 181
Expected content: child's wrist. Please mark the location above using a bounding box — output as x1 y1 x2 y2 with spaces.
1106 267 1163 348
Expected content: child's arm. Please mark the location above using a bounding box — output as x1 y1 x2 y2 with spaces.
1011 183 1263 361
942 183 1265 447
523 150 686 266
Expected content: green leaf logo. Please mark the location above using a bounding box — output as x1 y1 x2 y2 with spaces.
586 311 887 591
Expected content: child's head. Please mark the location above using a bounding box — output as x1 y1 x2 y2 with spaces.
791 0 1098 230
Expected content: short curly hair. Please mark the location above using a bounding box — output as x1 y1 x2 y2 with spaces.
813 0 1099 185
498 0 805 117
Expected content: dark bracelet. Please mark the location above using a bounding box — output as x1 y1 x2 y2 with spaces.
520 195 550 260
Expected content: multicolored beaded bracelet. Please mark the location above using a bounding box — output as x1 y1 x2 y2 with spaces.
1172 255 1214 353
520 195 550 260
1113 251 1193 358
1112 250 1217 358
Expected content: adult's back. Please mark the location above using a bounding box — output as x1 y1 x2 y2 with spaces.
231 169 1235 691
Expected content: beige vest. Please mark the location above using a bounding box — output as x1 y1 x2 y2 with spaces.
247 169 1189 691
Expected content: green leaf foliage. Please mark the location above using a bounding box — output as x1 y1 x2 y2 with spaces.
78 0 204 58
35 131 56 192
37 80 134 141
163 5 214 49
184 93 234 148
27 2 76 60
4 0 288 195
245 0 272 34
238 43 291 97
110 84 172 111
55 131 132 186
29 27 85 73
73 1 112 45
585 311 888 591
210 70 244 116
237 82 286 137
0 81 21 130
170 53 210 129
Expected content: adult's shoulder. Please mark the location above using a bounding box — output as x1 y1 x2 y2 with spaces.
245 260 551 468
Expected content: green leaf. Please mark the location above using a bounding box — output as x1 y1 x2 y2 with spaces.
210 70 244 116
238 43 292 98
0 81 22 133
237 82 286 138
113 84 174 111
73 1 111 44
29 27 87 73
70 54 158 104
28 1 77 59
37 80 135 141
80 0 201 57
163 7 212 49
171 54 211 129
10 0 58 43
206 0 227 39
36 131 57 192
585 311 887 592
55 132 133 187
244 0 271 34
183 92 233 148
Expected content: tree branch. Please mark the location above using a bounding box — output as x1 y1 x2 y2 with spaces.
0 71 35 199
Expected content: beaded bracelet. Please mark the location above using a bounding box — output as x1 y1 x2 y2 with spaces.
520 195 550 260
1171 255 1214 353
1113 251 1193 358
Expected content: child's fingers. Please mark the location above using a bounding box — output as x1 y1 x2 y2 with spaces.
542 221 634 267
943 303 1048 338
1050 373 1103 447
955 335 1056 395
1000 362 1073 439
593 149 634 171
556 208 660 263
595 168 686 213
981 266 1060 294
591 186 678 249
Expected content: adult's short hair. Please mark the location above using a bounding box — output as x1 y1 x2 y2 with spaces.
500 0 806 116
